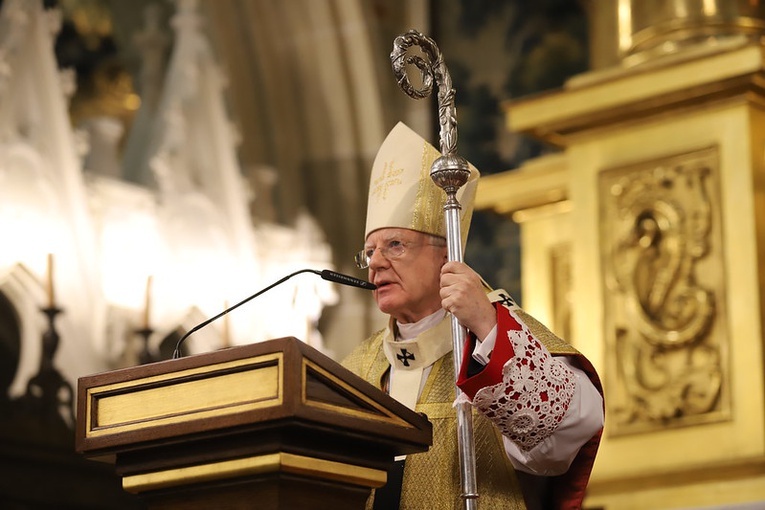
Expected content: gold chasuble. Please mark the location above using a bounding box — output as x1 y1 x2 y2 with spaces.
342 319 528 510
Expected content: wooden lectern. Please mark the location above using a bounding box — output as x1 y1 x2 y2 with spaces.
75 337 432 509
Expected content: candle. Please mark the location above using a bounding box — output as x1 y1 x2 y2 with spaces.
143 275 153 329
46 253 55 308
222 300 230 347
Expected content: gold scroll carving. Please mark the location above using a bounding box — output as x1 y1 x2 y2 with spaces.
599 146 730 436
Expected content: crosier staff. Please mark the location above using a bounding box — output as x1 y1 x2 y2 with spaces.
390 29 478 510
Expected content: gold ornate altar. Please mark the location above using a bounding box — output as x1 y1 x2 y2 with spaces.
475 1 765 508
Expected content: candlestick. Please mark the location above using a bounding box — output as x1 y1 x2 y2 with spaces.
143 275 153 329
46 253 55 309
136 326 154 365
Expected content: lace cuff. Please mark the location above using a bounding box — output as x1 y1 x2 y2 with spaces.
467 310 577 452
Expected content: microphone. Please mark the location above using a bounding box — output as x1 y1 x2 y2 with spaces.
318 269 376 290
171 268 375 359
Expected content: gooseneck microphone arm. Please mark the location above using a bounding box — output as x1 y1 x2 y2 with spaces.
171 268 375 359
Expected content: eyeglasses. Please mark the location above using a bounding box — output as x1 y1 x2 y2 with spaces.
355 239 410 269
354 237 445 269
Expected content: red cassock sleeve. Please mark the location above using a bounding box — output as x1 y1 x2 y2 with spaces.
455 301 519 399
455 302 604 510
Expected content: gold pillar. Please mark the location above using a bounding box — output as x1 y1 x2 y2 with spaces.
476 4 765 509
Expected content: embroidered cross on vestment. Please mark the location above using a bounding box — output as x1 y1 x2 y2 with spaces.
397 348 415 367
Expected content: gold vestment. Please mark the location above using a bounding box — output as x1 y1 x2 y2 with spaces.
343 322 529 510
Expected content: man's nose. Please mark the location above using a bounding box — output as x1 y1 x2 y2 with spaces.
367 247 389 270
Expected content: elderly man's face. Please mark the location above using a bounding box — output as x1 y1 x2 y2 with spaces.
364 227 447 324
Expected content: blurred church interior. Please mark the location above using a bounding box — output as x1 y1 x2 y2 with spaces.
2 0 765 508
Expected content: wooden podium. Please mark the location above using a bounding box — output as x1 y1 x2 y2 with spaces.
75 337 432 509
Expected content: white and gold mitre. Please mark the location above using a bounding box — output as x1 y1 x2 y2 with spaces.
364 121 480 244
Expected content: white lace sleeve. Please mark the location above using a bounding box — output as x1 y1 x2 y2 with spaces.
469 312 577 452
503 359 604 475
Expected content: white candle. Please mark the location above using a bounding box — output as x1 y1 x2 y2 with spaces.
143 275 153 329
46 253 55 308
222 300 230 347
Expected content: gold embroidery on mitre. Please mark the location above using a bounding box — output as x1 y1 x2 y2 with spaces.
369 160 404 202
411 141 447 236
